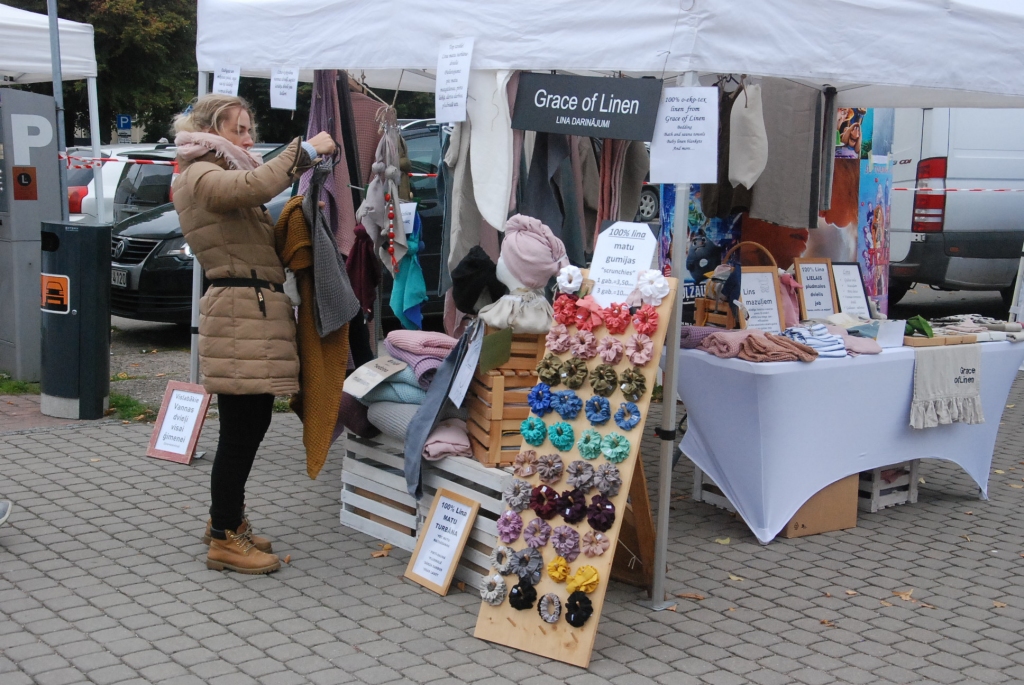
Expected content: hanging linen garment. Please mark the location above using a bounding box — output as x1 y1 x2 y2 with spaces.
336 71 364 214
617 140 650 222
520 133 577 261
349 90 385 185
701 86 754 219
446 120 486 275
593 139 629 244
389 213 428 330
355 122 408 275
468 70 515 230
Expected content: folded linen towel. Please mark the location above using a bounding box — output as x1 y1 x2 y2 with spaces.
782 324 847 357
910 345 984 429
825 325 881 356
386 330 458 358
700 329 756 358
359 367 427 405
367 401 469 441
680 325 721 349
739 332 818 363
423 418 472 461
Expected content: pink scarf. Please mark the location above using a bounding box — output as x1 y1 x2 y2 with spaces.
173 131 262 171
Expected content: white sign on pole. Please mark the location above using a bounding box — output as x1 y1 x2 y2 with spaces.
270 67 300 110
213 65 241 96
588 222 659 307
649 86 719 184
154 390 204 455
400 202 418 235
435 38 474 123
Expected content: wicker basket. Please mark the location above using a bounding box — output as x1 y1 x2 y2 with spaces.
694 241 776 329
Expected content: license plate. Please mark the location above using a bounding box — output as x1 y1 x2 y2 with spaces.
111 269 128 288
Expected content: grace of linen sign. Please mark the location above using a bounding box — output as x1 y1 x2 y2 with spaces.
649 86 719 184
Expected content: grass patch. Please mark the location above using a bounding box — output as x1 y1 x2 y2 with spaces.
108 392 157 421
0 373 40 395
273 398 292 413
111 372 143 382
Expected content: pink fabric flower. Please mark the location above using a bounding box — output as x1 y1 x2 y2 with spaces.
631 304 659 335
574 295 605 332
497 510 523 543
553 294 579 326
596 336 624 364
581 530 610 557
625 333 654 366
545 323 571 353
603 303 630 335
569 330 597 359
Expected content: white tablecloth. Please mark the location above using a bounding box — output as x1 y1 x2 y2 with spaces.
676 342 1024 543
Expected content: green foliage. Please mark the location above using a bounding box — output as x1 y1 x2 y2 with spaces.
0 373 40 395
272 398 292 413
108 392 156 420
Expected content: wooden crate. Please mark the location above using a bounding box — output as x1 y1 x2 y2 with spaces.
858 460 920 512
482 328 546 371
340 430 512 590
467 369 537 467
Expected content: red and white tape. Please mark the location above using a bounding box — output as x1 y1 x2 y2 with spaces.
892 187 1024 193
59 152 177 169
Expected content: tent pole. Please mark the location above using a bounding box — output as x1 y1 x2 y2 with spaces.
46 0 68 222
189 72 209 385
86 77 106 222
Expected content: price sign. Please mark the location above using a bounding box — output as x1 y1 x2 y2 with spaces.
794 258 838 320
147 382 212 464
740 267 785 334
649 86 719 184
400 202 418 235
831 262 871 319
588 222 658 307
405 489 480 595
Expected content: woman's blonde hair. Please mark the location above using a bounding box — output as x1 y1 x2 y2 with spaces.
173 94 256 138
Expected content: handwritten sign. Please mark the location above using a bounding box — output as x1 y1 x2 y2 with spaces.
649 86 719 184
343 356 408 399
740 267 785 334
449 321 484 408
794 258 837 320
400 202 418 235
405 489 480 595
212 66 240 96
270 67 299 110
831 262 871 319
588 222 658 307
435 38 474 123
147 382 211 465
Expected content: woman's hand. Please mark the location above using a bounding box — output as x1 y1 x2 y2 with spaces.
308 131 336 157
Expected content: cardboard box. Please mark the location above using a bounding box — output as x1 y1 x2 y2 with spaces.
779 474 858 538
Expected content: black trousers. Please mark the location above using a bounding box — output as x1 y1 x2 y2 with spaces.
210 393 274 532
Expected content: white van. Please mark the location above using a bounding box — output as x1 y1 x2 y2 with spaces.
890 108 1024 307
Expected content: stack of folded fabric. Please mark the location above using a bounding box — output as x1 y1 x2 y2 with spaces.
383 330 458 389
782 323 847 358
700 329 818 362
358 367 427 406
680 325 721 349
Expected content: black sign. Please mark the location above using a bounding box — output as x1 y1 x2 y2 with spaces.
511 73 662 141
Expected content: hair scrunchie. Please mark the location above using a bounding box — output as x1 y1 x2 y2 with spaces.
601 432 630 463
489 545 515 575
513 450 538 478
503 478 532 512
553 294 579 327
530 485 560 520
576 429 603 461
573 295 605 332
589 364 618 398
625 333 654 366
565 591 594 627
603 302 631 335
538 593 562 624
527 383 553 417
594 463 622 498
548 421 575 451
566 460 595 491
581 530 611 557
520 417 546 447
550 390 582 421
508 580 537 610
547 555 570 582
569 330 598 360
558 489 588 524
614 402 641 431
480 574 507 606
536 454 563 485
523 517 552 549
631 303 659 335
596 336 624 365
559 358 588 390
545 323 572 354
536 354 562 387
585 396 611 425
510 547 543 585
566 565 599 594
551 525 581 562
496 510 523 543
619 367 647 403
587 494 616 532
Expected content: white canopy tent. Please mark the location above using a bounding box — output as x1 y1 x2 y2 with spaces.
194 0 1024 610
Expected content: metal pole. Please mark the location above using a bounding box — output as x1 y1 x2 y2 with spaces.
86 77 106 222
189 72 209 384
47 0 69 222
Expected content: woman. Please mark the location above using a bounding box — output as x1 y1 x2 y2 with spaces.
171 94 334 574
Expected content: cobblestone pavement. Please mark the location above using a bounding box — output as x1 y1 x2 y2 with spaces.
2 376 1024 685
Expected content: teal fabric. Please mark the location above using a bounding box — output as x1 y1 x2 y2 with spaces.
359 367 426 405
389 214 428 330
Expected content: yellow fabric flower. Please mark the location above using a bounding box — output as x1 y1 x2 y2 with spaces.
566 565 599 594
547 556 570 582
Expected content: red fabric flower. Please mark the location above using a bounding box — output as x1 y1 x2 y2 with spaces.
553 294 579 326
573 295 605 332
603 302 630 334
631 304 659 336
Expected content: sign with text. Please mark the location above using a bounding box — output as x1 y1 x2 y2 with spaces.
740 267 785 334
435 38 474 123
512 73 662 140
270 67 300 110
147 382 211 465
449 321 484 407
794 258 838 320
213 66 241 96
116 114 131 131
400 202 417 235
405 489 480 595
831 262 871 319
588 222 659 307
649 86 718 183
343 356 408 399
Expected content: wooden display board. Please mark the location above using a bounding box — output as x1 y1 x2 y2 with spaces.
474 274 677 668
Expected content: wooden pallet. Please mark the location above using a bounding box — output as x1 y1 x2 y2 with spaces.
903 334 978 346
858 461 920 513
467 368 538 467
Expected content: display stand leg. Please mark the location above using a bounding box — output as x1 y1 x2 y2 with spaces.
611 452 655 594
692 465 704 502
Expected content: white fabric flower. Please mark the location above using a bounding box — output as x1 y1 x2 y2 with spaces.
556 265 584 294
636 269 670 306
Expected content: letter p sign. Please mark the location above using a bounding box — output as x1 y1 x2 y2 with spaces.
10 114 54 165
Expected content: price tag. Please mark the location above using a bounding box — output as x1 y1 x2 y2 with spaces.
270 67 299 110
649 86 719 184
587 222 658 307
448 322 484 408
435 38 474 123
794 260 837 319
213 66 240 96
342 356 408 399
400 202 418 235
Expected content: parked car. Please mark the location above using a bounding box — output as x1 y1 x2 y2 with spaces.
66 144 168 223
889 108 1024 307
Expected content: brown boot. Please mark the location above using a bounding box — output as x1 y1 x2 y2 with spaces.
201 517 272 553
206 526 280 574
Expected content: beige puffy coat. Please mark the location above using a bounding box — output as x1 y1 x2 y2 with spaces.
172 138 312 396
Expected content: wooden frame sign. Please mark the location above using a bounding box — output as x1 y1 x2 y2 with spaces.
793 258 839 320
740 267 786 333
831 262 872 319
405 488 479 596
146 381 211 464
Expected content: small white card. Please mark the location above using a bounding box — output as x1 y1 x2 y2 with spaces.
213 66 240 96
588 222 659 307
649 86 719 184
270 67 300 110
342 356 408 399
448 322 484 408
400 202 418 235
435 38 474 123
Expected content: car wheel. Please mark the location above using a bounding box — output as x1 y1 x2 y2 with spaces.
888 279 911 305
637 187 659 222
